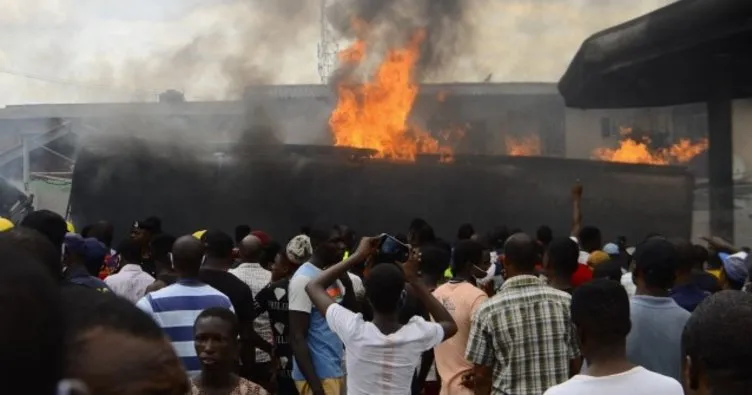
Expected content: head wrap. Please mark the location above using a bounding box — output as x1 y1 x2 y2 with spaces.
286 234 313 265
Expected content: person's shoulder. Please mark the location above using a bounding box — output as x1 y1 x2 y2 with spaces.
541 378 581 395
289 271 312 289
543 286 573 301
632 367 684 393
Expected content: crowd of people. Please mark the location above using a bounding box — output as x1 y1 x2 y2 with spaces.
1 184 751 395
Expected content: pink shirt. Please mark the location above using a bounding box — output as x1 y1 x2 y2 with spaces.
432 281 488 395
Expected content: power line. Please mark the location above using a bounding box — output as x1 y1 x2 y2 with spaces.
0 67 160 96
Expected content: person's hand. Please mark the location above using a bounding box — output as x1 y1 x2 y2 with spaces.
702 236 736 252
354 236 380 258
481 279 495 297
400 247 421 282
460 372 475 389
572 182 583 199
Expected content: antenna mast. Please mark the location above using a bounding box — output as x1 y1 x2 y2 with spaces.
317 0 338 83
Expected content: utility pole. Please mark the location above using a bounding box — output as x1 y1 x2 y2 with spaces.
317 0 338 83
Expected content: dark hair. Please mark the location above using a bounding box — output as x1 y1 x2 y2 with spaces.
172 236 204 275
150 233 176 261
202 230 234 259
62 286 164 341
117 238 143 263
593 261 623 282
365 263 405 314
453 240 484 273
20 209 67 253
546 237 580 278
504 233 537 272
261 241 282 268
409 218 427 232
413 224 436 245
692 244 709 270
572 279 631 343
420 244 451 279
234 225 251 245
86 221 114 248
669 237 695 272
536 225 553 246
0 248 64 395
487 226 510 250
457 223 475 241
195 307 240 339
0 227 62 280
81 224 93 238
578 226 602 251
682 291 752 394
307 229 330 251
633 239 678 290
141 216 162 233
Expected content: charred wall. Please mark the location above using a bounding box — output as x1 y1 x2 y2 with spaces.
70 138 693 243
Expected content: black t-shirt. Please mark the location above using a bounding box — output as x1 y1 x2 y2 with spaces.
691 270 722 294
198 269 255 324
254 278 292 379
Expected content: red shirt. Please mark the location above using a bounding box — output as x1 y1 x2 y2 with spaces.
571 264 593 287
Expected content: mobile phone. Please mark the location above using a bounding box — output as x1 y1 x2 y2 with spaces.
378 234 410 263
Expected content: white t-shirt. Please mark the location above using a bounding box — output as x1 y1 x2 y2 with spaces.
325 303 445 395
543 366 683 395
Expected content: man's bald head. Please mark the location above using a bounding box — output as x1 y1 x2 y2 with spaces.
504 233 537 272
239 235 263 262
172 236 204 276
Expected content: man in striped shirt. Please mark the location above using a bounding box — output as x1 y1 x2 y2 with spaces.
137 235 234 376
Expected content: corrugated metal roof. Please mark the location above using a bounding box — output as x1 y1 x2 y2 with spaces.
0 82 558 120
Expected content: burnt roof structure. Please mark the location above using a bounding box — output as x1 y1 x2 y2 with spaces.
558 0 752 109
558 0 752 241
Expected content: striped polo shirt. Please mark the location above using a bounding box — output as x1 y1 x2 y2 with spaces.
136 279 234 376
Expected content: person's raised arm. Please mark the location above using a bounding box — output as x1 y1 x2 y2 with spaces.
305 237 378 316
571 182 583 238
403 249 457 340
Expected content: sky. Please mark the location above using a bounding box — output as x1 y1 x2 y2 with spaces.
0 0 676 106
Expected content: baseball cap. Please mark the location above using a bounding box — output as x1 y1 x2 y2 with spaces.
719 251 749 284
251 230 272 246
633 239 678 277
64 234 107 259
192 230 207 240
0 217 14 231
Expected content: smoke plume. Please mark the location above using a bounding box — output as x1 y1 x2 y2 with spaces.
326 0 471 82
0 0 675 105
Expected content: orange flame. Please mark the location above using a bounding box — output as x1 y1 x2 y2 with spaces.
329 29 451 161
594 128 708 165
505 135 541 156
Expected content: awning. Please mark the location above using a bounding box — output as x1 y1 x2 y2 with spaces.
558 0 752 109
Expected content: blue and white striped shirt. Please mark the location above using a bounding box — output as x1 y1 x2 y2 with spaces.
136 279 234 376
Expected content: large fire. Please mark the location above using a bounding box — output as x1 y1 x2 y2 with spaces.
329 29 451 161
505 135 541 156
593 128 708 165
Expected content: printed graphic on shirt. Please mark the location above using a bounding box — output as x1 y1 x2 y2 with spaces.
327 285 344 303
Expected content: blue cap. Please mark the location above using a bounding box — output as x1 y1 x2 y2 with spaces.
64 233 107 260
719 251 748 284
603 243 619 255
